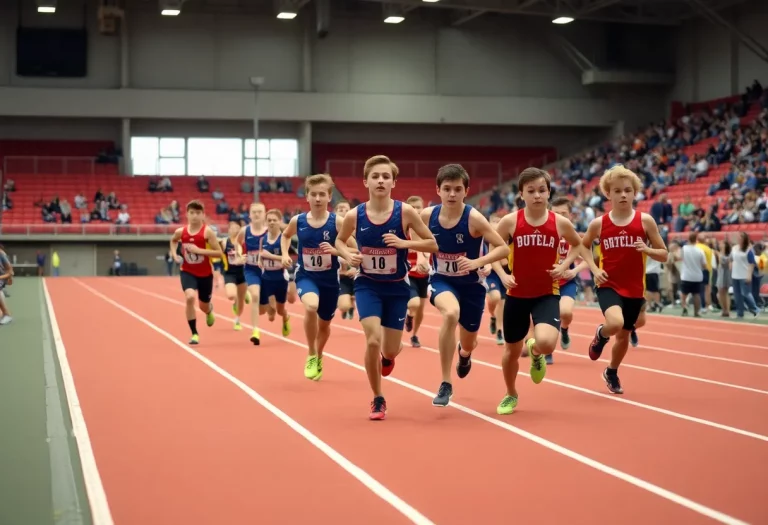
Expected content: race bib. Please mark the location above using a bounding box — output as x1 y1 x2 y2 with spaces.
301 247 332 271
246 250 260 266
227 250 241 265
262 257 281 271
361 247 397 275
435 251 468 276
182 243 203 264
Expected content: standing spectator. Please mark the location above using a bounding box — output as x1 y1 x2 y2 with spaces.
731 232 760 318
677 232 707 317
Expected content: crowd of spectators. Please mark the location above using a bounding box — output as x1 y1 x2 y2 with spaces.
28 187 130 225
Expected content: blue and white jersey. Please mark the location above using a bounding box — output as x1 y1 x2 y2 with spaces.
296 212 340 286
429 204 484 285
355 201 409 282
244 225 268 273
261 232 286 281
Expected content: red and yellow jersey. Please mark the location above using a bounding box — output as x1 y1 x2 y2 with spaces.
180 224 214 278
507 210 561 298
597 212 647 298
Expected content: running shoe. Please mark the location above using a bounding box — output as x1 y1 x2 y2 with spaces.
489 316 497 335
206 305 215 327
527 338 547 384
603 367 623 394
381 355 395 376
369 396 387 420
189 334 200 345
250 328 261 346
588 324 609 360
496 394 518 415
282 316 291 337
630 330 639 348
312 357 323 381
456 343 472 378
560 327 571 350
304 355 318 379
432 381 453 407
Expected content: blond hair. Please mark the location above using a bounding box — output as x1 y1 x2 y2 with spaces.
304 173 335 193
406 195 423 205
599 164 643 197
364 155 399 181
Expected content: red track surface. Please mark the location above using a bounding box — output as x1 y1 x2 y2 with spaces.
45 277 767 525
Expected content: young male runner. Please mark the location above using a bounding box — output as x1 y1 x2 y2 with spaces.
491 168 601 415
422 164 509 407
170 200 224 344
235 202 268 345
334 200 357 320
335 155 438 420
220 220 251 331
0 244 13 325
258 209 291 337
582 164 668 394
281 175 347 381
484 213 506 346
550 196 589 355
404 195 430 348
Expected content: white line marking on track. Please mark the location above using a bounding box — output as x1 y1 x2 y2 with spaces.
136 280 768 443
106 279 751 525
43 279 115 525
75 280 436 525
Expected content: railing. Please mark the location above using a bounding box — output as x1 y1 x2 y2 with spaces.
3 156 101 176
325 159 504 194
0 223 229 237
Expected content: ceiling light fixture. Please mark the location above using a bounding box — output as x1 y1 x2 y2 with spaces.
552 16 574 24
384 15 404 23
161 8 180 15
276 11 297 19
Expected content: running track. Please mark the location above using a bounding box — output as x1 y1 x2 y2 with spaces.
45 277 767 525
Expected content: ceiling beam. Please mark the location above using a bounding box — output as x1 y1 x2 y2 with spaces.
451 8 488 25
357 0 682 25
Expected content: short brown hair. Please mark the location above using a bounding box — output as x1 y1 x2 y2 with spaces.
266 208 282 220
550 196 572 208
364 155 399 181
186 199 204 212
406 195 423 205
436 164 470 189
518 167 551 192
599 164 643 197
305 173 335 193
688 232 699 244
335 200 350 210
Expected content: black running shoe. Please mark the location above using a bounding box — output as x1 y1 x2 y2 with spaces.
405 314 413 333
603 368 623 394
410 335 421 348
489 316 497 335
560 327 571 350
456 343 472 378
432 381 453 407
630 329 639 348
588 324 609 361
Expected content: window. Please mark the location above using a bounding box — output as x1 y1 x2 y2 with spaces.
187 138 243 176
131 136 185 176
244 138 298 177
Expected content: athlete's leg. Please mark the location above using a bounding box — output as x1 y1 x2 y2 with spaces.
604 298 644 394
360 315 385 397
498 297 530 415
338 293 352 316
494 297 504 344
487 289 501 334
272 280 291 337
432 288 460 384
197 275 215 327
310 284 339 380
235 282 247 318
287 280 297 304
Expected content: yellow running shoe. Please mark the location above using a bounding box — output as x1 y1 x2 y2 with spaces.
206 306 215 327
527 338 547 384
312 356 323 381
232 303 239 316
282 315 291 337
304 355 318 379
496 394 518 415
250 328 261 346
189 334 200 345
233 319 242 331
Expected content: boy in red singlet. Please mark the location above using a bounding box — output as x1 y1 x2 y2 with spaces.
582 165 668 394
404 195 430 348
170 200 225 345
491 168 601 415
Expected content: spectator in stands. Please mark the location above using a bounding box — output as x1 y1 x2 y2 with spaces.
158 177 173 192
41 203 56 223
675 195 697 231
74 192 87 210
240 179 252 194
197 176 210 193
169 201 180 223
155 207 173 224
212 188 224 201
115 205 130 225
216 198 230 215
94 188 104 203
3 179 14 192
649 194 673 225
89 205 101 222
107 192 120 210
59 199 72 224
1 191 11 211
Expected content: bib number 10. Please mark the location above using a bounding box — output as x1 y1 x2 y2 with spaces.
360 248 397 275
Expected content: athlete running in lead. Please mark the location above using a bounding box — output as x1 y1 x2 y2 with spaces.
491 168 600 415
282 174 349 381
422 164 509 407
170 200 224 345
582 165 667 394
334 155 438 421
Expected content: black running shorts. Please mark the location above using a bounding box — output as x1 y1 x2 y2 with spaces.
409 275 429 300
180 271 214 304
339 275 355 296
503 294 561 344
596 287 645 331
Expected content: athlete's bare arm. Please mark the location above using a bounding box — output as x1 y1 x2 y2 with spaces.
335 207 362 267
387 203 437 253
554 215 597 275
581 218 608 284
639 213 669 263
491 212 516 282
468 208 509 270
170 228 183 263
189 227 224 258
280 216 298 267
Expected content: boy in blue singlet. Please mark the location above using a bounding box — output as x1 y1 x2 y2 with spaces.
257 209 292 337
421 164 509 407
335 155 438 421
484 213 507 346
219 220 252 331
235 202 268 345
281 174 350 381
